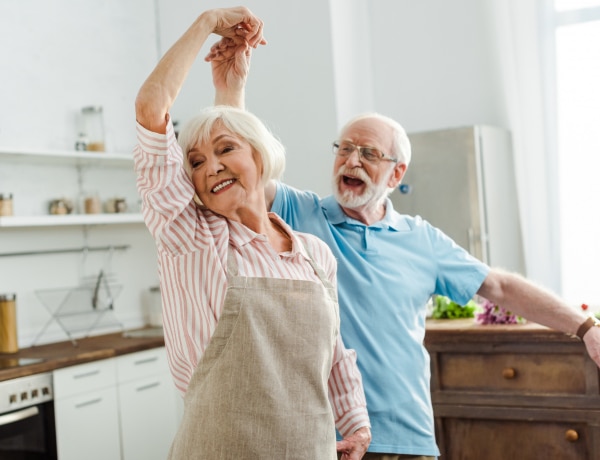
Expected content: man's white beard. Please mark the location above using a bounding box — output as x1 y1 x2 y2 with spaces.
332 165 389 210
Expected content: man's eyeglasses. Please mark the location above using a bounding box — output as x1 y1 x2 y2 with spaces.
332 141 398 164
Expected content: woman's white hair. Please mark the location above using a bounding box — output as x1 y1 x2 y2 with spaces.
177 105 286 184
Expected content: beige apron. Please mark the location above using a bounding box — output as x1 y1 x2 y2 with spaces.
168 245 339 460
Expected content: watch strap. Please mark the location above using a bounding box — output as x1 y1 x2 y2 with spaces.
576 316 598 340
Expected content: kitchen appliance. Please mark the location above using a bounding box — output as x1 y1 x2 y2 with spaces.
390 125 525 273
0 372 57 459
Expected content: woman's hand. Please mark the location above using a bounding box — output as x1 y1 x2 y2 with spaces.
336 426 371 460
204 6 267 49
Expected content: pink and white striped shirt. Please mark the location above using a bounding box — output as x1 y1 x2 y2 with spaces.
133 119 369 437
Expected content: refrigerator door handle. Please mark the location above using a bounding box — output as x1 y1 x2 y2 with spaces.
468 227 476 256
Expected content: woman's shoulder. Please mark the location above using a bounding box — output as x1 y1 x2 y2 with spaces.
293 231 334 260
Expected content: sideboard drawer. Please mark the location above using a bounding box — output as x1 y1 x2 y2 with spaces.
438 351 587 394
438 411 593 460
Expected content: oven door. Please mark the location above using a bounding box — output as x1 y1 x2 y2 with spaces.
0 401 57 460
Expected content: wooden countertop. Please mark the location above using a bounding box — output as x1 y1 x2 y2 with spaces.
0 328 165 382
425 318 581 344
0 320 581 382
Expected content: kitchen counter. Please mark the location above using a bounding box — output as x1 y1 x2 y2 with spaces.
425 318 579 343
0 328 165 382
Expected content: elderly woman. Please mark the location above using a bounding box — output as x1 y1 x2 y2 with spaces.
133 7 370 460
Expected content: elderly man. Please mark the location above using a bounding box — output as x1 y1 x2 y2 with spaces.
207 35 600 460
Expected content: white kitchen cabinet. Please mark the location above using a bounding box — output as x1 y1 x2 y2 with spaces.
116 347 181 460
53 359 122 460
53 347 181 460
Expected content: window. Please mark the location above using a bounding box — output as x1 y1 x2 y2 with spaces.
552 1 600 304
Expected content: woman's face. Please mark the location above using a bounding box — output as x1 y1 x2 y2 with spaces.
187 123 263 219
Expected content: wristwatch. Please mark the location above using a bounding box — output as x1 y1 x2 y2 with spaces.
576 316 600 340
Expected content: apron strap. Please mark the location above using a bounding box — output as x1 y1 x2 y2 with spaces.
301 242 333 289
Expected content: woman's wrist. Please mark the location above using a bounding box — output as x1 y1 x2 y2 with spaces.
196 10 218 34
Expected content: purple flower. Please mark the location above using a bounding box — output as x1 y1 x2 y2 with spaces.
475 298 524 325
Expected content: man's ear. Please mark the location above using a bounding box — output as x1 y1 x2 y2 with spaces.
388 163 407 189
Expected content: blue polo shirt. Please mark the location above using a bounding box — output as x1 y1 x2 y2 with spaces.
272 182 489 456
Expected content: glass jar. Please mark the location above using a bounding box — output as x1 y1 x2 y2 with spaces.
0 193 13 217
81 106 105 152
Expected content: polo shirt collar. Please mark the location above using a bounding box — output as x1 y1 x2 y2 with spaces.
321 195 411 232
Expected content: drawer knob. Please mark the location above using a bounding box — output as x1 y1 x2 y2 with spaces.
502 367 516 379
565 429 579 442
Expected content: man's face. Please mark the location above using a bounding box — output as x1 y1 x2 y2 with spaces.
332 117 401 210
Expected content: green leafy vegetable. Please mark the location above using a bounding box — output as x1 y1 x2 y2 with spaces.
431 295 477 319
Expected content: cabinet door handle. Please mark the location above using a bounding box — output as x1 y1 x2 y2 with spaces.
75 397 102 409
136 381 161 393
502 367 516 379
134 356 159 366
0 406 39 426
73 369 101 380
565 429 579 442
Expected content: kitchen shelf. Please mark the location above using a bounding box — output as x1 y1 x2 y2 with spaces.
0 213 144 228
0 148 134 166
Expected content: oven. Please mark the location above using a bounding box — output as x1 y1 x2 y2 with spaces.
0 371 57 460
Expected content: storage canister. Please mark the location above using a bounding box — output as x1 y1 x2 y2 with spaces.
81 106 105 152
0 193 13 217
0 293 18 353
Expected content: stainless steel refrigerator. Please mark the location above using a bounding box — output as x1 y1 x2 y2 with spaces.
389 125 525 274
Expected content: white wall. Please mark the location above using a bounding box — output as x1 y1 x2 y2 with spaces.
370 0 506 132
0 0 157 153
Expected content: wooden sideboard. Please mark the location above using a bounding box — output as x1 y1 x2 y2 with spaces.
424 319 600 460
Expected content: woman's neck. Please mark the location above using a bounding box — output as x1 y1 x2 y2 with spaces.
267 217 292 253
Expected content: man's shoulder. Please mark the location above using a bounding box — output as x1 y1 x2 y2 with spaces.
385 207 432 232
275 182 333 217
277 182 324 204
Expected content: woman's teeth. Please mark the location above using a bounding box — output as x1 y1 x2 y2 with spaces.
212 179 234 193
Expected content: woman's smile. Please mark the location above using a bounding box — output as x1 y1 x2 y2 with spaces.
212 178 236 193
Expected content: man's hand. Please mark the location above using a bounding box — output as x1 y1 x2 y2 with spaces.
336 426 371 460
205 37 251 89
583 325 600 367
205 37 251 108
